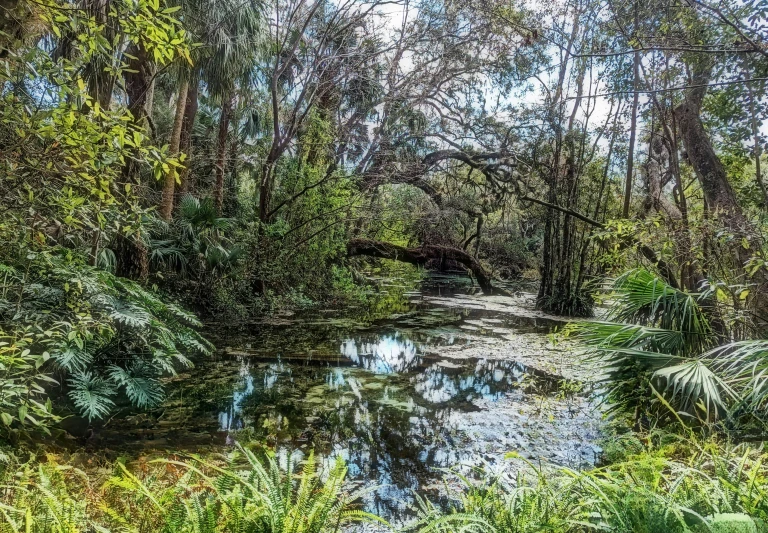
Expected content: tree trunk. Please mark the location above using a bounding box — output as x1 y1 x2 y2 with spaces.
213 93 233 215
623 43 640 218
124 44 154 127
121 43 155 185
160 79 189 221
675 60 767 319
747 80 768 206
259 156 278 224
85 0 115 109
179 78 199 194
675 67 753 261
536 16 594 317
225 113 239 216
347 238 502 295
644 134 682 220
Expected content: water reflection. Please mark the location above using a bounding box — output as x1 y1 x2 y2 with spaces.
340 333 420 373
414 359 528 404
202 327 585 519
97 285 599 522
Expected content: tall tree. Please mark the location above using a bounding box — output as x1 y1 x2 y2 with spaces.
160 79 189 220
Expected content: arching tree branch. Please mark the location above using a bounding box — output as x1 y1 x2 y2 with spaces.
347 238 505 295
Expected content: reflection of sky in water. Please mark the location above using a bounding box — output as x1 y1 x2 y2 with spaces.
218 374 253 431
219 360 284 431
413 359 527 404
340 334 419 373
217 339 530 431
206 328 596 521
98 283 602 524
326 367 346 389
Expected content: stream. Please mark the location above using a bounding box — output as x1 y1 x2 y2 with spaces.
91 275 603 522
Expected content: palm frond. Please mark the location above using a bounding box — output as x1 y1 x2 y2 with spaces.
573 321 688 356
704 341 768 412
609 269 712 354
654 361 734 420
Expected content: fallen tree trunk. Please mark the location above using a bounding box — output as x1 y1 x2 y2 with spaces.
347 238 501 295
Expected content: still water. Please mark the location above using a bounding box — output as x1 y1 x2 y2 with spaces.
97 276 602 519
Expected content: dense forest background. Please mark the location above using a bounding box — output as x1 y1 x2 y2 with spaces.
5 0 768 531
3 2 768 530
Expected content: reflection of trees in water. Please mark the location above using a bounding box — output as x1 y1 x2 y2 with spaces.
340 333 420 373
317 393 455 518
219 359 288 430
306 361 537 515
217 355 539 497
413 359 528 404
149 331 552 517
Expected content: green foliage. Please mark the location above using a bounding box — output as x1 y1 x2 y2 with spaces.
0 0 189 256
0 0 211 432
572 268 768 429
1 437 768 533
705 514 760 533
607 269 712 354
146 194 242 288
408 435 768 533
0 335 60 436
0 445 382 533
0 253 211 425
242 114 361 306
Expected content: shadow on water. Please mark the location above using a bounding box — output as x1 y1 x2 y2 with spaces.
90 275 600 520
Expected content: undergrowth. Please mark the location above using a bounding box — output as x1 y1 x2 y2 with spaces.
407 430 768 533
0 444 382 533
1 433 767 533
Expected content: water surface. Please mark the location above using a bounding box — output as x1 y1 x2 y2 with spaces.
97 276 601 519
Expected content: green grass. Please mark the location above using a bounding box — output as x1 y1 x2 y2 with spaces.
405 433 768 533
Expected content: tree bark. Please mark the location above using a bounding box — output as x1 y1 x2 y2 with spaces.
623 43 640 217
121 43 155 185
675 60 768 321
179 78 199 194
213 93 233 215
347 238 501 295
675 64 755 268
644 134 683 220
123 44 154 127
160 79 188 221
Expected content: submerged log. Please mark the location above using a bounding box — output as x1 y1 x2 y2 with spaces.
347 238 502 295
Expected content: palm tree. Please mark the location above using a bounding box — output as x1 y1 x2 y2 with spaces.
160 78 189 220
157 0 263 219
574 268 768 429
192 0 264 214
147 194 241 278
